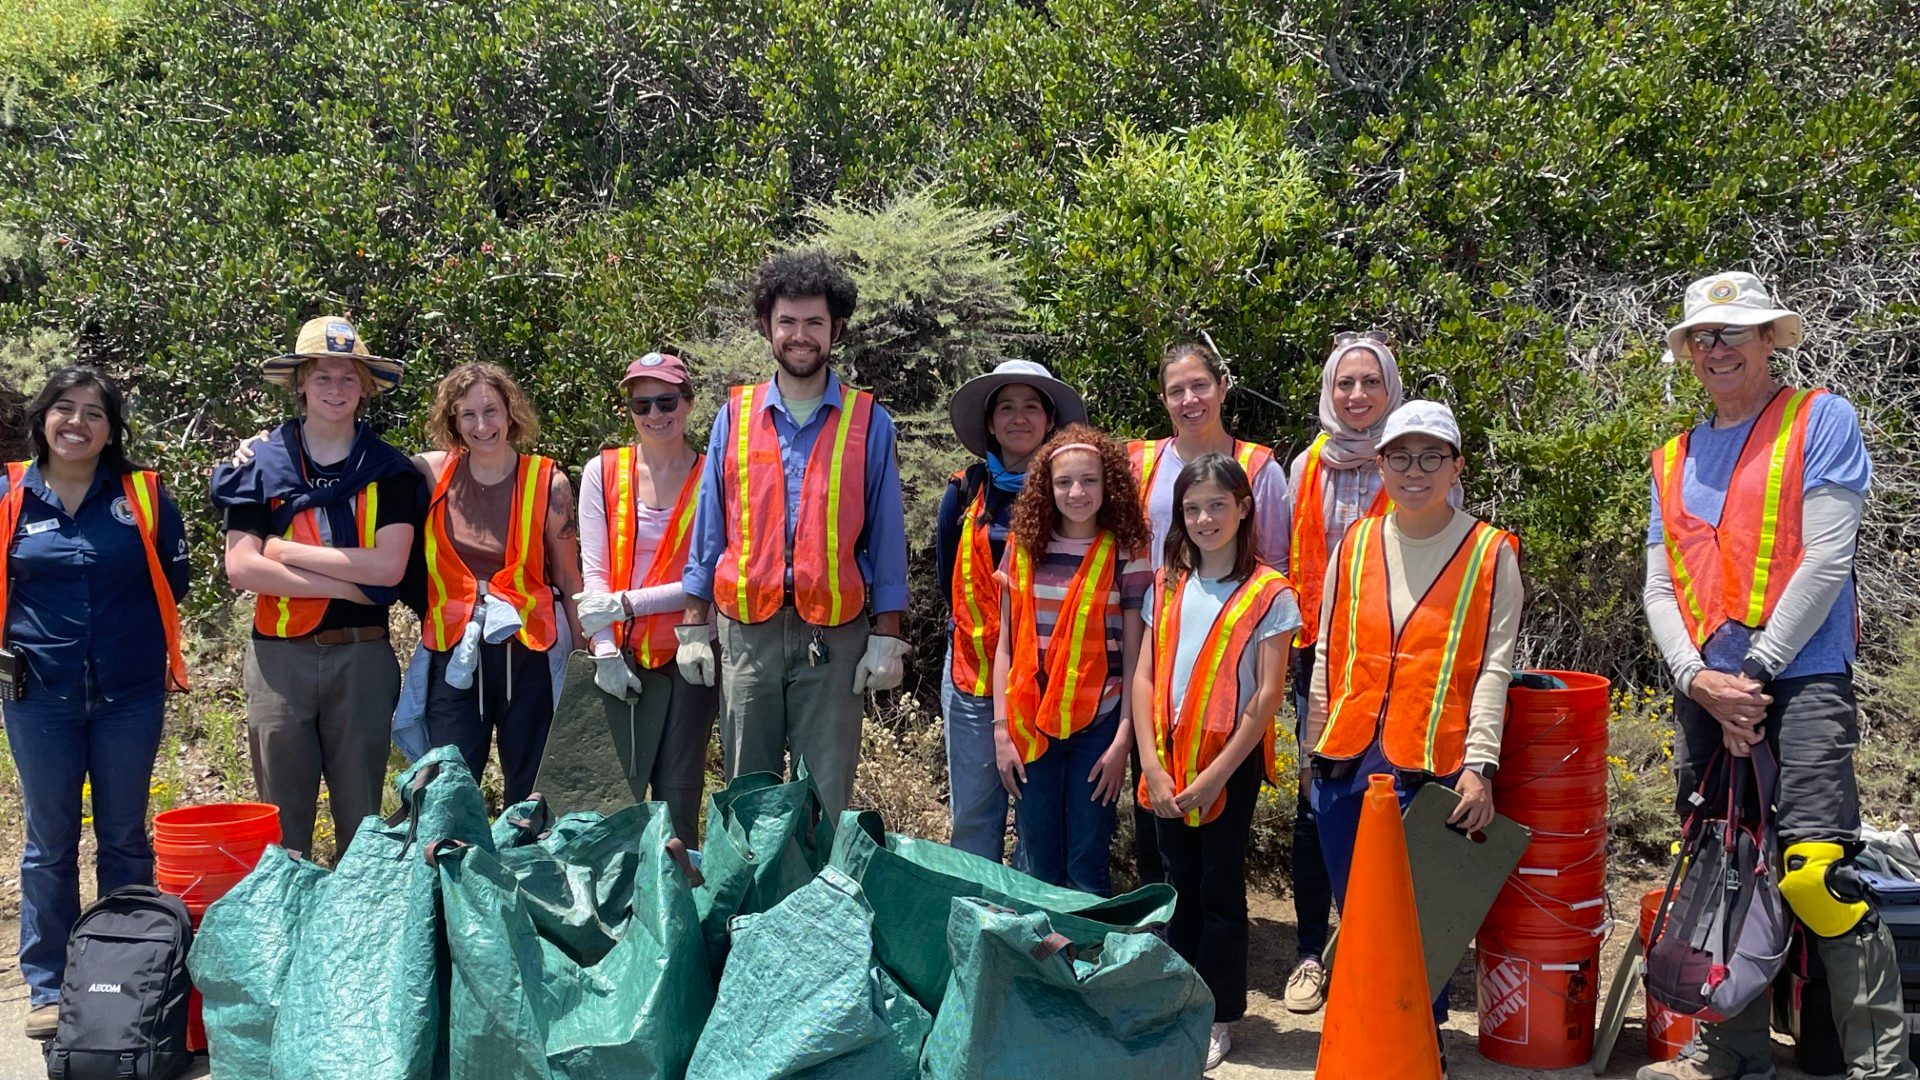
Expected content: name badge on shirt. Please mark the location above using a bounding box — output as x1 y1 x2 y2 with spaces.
22 519 58 537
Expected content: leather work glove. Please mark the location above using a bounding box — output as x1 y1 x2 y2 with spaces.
851 635 911 694
675 624 718 687
592 652 645 700
574 591 628 637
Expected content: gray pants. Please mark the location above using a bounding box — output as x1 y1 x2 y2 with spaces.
717 609 868 816
244 636 399 860
1672 674 1916 1080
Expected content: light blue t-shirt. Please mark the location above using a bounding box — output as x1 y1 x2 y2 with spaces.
1142 572 1302 724
1645 392 1872 679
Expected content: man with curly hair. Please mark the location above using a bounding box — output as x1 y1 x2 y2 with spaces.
680 250 910 814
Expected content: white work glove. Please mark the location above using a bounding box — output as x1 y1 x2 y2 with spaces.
477 593 522 644
444 620 484 689
574 591 628 637
675 624 717 687
852 635 911 694
592 652 645 700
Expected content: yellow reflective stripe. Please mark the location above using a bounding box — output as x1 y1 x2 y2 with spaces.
732 387 757 619
1318 517 1374 753
1183 570 1281 825
1139 439 1160 496
1657 439 1707 634
1748 389 1811 625
822 388 857 627
1423 526 1502 773
1154 573 1179 774
359 483 379 547
956 488 991 695
1056 533 1115 737
639 465 701 667
511 461 541 625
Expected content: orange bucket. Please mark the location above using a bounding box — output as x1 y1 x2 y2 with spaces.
1639 888 1697 1060
1505 671 1610 742
152 802 280 1053
1476 927 1600 1068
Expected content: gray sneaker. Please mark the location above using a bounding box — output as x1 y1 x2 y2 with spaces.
1634 1057 1775 1080
1283 957 1328 1013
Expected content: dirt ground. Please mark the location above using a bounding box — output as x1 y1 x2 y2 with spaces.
0 873 1832 1080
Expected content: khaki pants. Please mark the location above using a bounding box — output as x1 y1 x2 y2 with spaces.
716 609 868 815
244 636 399 859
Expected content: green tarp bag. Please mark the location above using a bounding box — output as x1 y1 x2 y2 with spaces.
686 866 929 1080
919 898 1212 1080
435 800 714 1080
187 845 329 1078
691 768 833 973
826 809 1178 1010
267 747 494 1080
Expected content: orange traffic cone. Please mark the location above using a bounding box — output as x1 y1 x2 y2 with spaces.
1315 774 1443 1079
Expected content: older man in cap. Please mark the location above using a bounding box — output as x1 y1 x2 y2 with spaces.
1641 273 1914 1080
212 316 424 859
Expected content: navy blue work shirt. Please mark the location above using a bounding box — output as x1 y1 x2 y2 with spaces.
1 461 191 701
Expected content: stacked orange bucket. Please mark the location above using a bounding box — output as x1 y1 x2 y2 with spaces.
152 802 281 1052
1476 671 1610 1069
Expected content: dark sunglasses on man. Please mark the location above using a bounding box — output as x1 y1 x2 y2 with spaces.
628 393 684 416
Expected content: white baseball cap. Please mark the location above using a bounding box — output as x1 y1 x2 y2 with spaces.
1665 271 1803 359
1377 399 1461 452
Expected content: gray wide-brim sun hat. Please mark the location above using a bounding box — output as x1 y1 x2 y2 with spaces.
1665 271 1804 360
949 359 1088 459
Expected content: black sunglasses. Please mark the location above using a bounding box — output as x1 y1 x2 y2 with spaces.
627 393 684 416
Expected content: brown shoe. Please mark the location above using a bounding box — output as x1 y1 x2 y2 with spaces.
1634 1057 1775 1080
25 1004 58 1040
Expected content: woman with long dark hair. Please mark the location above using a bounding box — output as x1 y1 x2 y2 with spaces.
1 368 190 1039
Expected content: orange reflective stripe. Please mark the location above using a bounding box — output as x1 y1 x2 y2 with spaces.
731 384 758 620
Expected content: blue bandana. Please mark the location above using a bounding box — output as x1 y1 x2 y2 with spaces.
984 452 1027 495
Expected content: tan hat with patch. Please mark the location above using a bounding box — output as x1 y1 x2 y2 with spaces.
261 316 404 393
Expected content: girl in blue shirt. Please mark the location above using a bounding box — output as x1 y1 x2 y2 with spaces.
0 368 190 1038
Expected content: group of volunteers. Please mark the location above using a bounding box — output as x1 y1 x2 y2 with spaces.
0 257 1907 1080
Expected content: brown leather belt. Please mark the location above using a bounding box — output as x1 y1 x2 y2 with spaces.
291 625 388 647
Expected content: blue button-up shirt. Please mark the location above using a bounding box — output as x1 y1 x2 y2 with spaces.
685 372 909 614
2 462 191 700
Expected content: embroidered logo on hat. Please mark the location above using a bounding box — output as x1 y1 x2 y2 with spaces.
1706 279 1739 304
639 351 665 367
324 321 357 353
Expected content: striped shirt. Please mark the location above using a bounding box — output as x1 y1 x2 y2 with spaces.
1001 532 1151 710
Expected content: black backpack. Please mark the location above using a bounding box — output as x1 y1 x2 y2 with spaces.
1645 744 1792 1023
44 885 194 1080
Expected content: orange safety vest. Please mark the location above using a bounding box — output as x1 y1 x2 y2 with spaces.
1314 517 1515 776
1290 433 1392 648
1129 437 1276 505
601 446 704 669
0 462 188 691
714 381 873 627
1655 386 1824 648
253 487 379 638
1140 565 1291 826
1004 531 1118 764
421 453 558 652
948 475 1000 697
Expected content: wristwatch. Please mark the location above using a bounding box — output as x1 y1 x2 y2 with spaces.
1465 761 1498 780
1739 656 1773 683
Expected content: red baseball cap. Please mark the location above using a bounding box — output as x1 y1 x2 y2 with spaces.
620 351 690 387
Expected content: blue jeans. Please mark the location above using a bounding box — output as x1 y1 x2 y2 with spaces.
2 665 166 1005
1314 741 1455 1034
942 648 1015 864
1289 654 1332 961
1014 706 1120 896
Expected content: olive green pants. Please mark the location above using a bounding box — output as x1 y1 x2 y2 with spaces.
716 609 868 816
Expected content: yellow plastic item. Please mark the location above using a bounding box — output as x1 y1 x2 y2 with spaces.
1780 841 1869 937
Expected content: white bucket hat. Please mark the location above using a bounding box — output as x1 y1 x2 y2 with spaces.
948 359 1088 459
1665 272 1803 359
